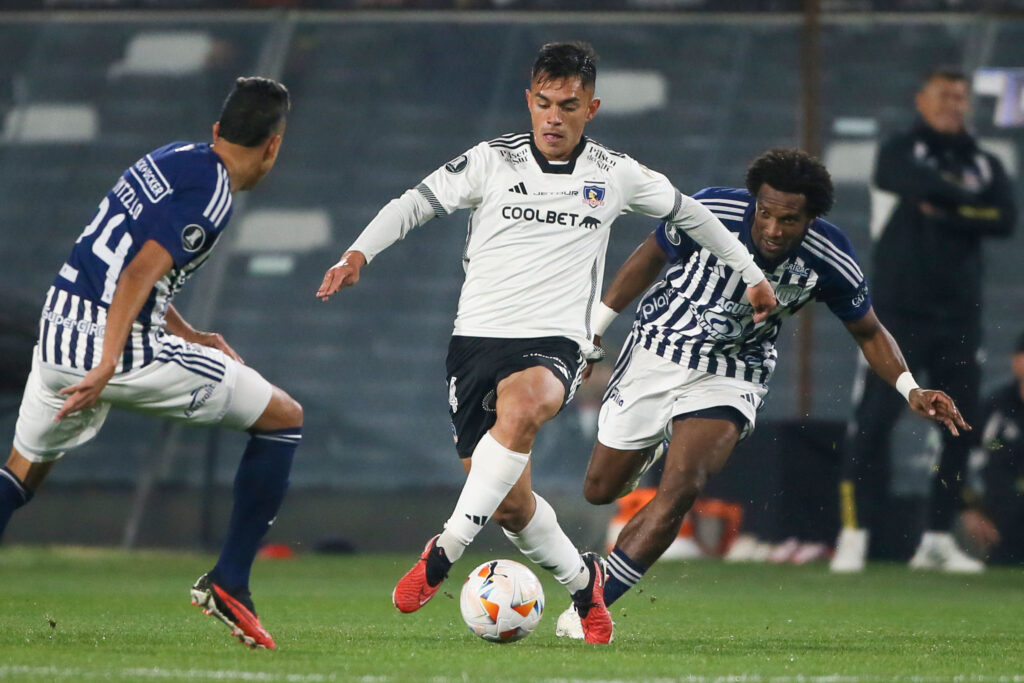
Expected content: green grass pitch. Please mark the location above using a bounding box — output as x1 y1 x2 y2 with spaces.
1 546 1021 682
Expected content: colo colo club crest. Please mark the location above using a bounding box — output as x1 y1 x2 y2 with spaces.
582 184 605 208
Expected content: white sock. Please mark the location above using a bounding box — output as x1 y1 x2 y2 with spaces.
502 492 588 593
437 431 530 564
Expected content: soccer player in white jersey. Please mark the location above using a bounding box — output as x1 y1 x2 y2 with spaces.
555 148 971 638
316 42 776 644
0 78 300 650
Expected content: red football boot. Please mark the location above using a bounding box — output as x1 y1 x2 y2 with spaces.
190 573 276 649
572 552 614 644
392 534 452 613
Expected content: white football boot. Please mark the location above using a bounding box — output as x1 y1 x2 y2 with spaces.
909 531 984 573
829 527 868 573
554 604 585 640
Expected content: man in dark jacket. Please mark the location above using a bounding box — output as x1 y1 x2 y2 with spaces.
961 332 1024 566
832 66 1016 573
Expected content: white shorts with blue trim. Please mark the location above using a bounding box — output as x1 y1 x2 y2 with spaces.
597 345 767 451
13 336 273 463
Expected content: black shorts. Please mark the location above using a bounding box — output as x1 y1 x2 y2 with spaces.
446 335 584 459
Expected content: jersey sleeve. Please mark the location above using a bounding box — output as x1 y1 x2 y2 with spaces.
415 141 490 217
620 156 680 219
654 220 699 263
813 226 872 321
141 160 230 269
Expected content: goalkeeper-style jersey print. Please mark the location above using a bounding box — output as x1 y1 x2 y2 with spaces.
39 142 232 373
627 186 872 386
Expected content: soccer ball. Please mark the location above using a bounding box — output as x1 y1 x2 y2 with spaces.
459 559 545 643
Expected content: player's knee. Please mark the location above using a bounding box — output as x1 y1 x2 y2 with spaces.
287 396 304 427
261 389 303 430
582 472 618 506
496 399 555 439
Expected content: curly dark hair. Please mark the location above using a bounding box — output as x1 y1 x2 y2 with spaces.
744 148 834 218
531 41 598 90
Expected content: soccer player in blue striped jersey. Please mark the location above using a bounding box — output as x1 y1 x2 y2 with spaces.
0 77 300 650
555 148 971 638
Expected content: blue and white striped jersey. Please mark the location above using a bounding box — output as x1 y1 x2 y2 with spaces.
39 142 232 373
629 187 871 384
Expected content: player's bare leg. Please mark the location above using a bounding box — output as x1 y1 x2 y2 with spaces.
614 418 738 562
191 386 303 650
558 417 739 639
0 447 55 543
488 368 612 643
581 443 655 505
394 366 562 613
395 366 611 641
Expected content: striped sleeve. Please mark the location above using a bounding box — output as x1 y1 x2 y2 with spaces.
805 225 872 321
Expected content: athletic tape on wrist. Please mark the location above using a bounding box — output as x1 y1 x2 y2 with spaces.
895 372 920 402
592 302 618 336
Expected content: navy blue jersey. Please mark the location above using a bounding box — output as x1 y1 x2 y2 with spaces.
39 142 232 372
626 186 871 385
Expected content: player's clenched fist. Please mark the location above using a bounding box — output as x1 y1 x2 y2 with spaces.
747 278 778 324
317 250 366 301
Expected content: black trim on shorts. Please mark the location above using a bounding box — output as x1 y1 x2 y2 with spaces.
672 405 749 434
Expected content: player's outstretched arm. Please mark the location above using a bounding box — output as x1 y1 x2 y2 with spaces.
843 307 971 436
165 305 244 363
316 250 367 302
56 240 173 421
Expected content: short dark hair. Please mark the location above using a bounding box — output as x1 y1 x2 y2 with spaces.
923 65 969 87
745 148 835 218
218 77 290 147
531 41 598 90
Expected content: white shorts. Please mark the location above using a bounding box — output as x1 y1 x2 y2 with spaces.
597 345 767 451
13 338 274 463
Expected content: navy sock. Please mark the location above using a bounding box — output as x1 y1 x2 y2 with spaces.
0 466 34 544
212 428 300 592
604 546 647 606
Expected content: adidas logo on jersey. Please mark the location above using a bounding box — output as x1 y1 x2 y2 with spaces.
508 182 528 195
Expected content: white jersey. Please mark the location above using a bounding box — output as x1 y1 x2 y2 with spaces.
349 133 762 347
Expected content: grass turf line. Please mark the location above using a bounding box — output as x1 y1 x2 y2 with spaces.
0 546 1021 681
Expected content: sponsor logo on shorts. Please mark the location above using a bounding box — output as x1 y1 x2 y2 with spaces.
185 383 217 418
607 387 624 407
448 376 459 413
524 353 570 380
